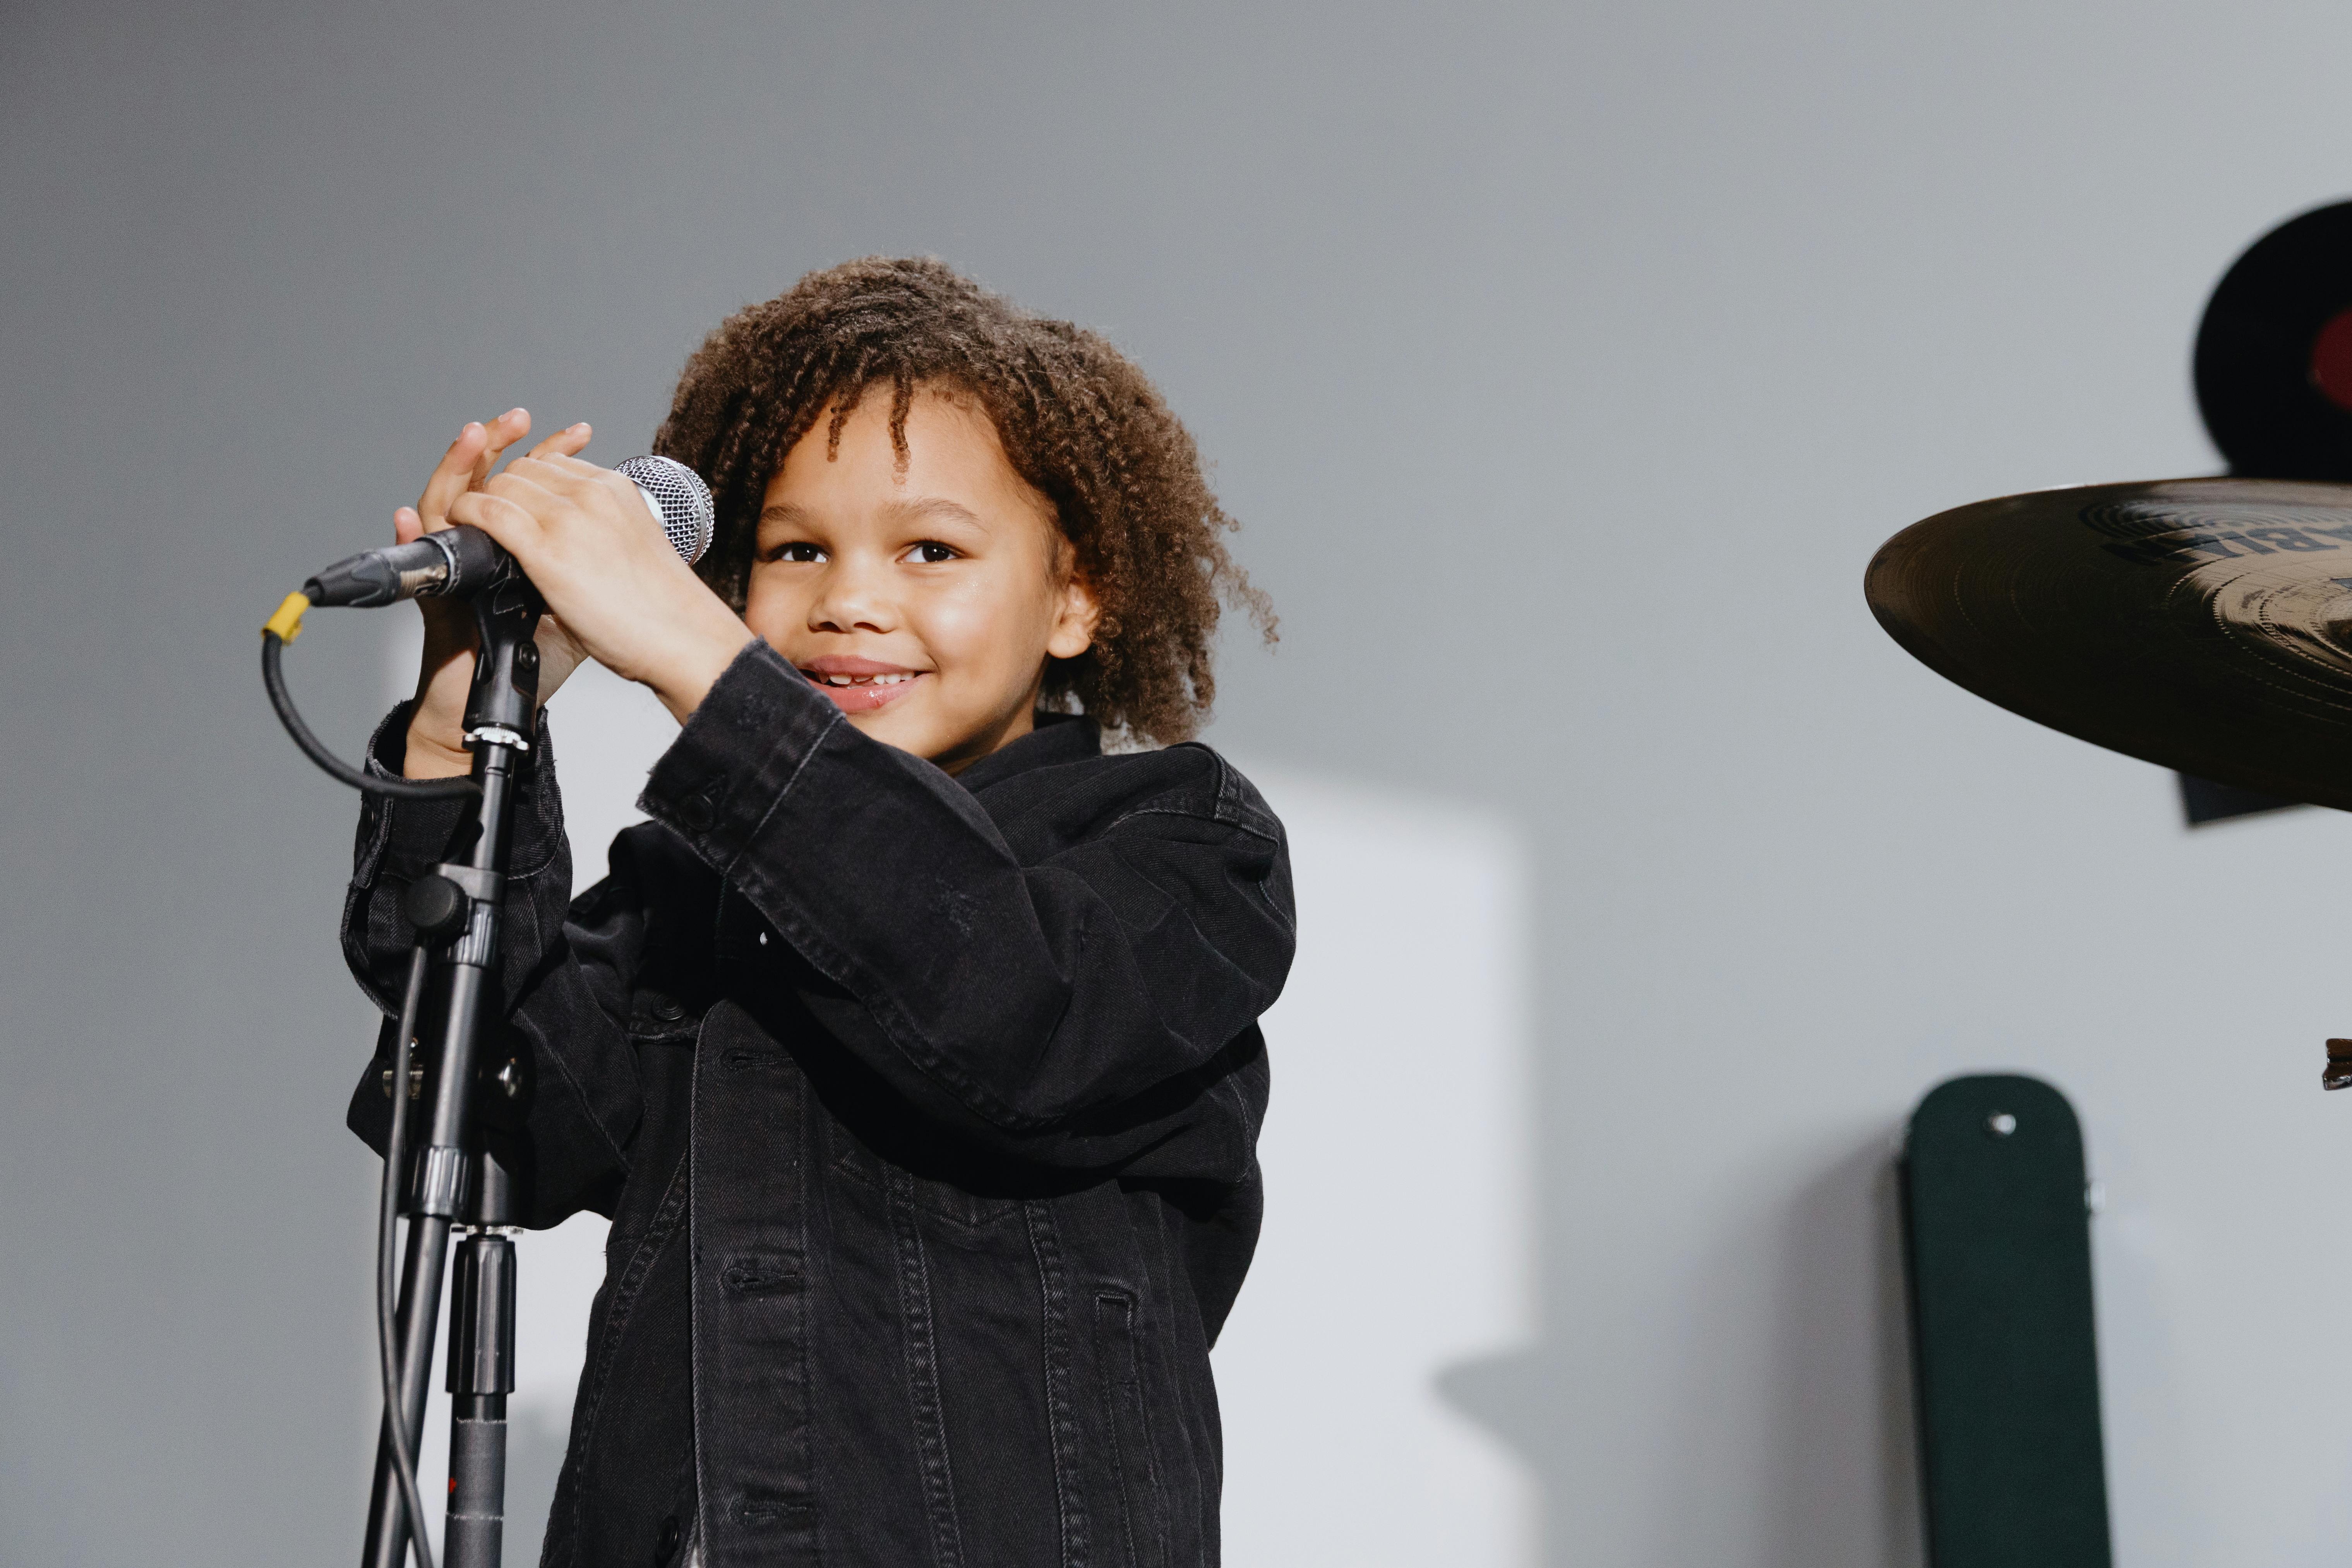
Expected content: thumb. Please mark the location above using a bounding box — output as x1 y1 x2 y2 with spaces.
394 506 424 545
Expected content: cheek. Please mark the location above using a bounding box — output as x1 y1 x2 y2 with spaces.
914 571 1047 677
740 571 797 641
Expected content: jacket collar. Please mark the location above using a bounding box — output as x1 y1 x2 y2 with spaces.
953 711 1102 793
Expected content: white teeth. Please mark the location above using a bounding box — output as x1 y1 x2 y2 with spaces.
815 672 915 686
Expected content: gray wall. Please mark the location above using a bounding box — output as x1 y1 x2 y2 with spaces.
12 1 2352 1562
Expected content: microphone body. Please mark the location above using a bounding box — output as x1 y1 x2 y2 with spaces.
304 524 513 608
303 455 715 608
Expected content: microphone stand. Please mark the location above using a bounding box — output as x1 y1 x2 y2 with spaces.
363 574 543 1568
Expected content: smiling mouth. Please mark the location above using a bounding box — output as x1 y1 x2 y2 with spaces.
800 667 924 713
812 671 915 687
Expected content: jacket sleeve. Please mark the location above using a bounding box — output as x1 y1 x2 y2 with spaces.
340 704 646 1225
638 641 1295 1179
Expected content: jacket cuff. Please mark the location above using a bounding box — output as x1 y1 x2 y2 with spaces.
353 701 567 886
640 639 840 869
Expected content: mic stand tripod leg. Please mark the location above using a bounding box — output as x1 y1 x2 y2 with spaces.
362 579 542 1568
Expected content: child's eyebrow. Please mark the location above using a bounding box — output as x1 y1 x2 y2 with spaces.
755 498 987 530
882 496 989 531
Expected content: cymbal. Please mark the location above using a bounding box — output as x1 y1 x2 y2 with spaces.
1866 476 2352 812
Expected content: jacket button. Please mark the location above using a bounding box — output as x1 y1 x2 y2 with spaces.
655 1513 681 1563
677 794 716 833
651 999 686 1022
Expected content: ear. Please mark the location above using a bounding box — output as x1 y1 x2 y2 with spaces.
1045 568 1101 661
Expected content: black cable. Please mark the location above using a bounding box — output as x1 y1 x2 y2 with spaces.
262 630 478 801
381 946 439 1568
261 596 456 1563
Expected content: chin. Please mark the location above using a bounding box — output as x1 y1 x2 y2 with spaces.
843 704 945 756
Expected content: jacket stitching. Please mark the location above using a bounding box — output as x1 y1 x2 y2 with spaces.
1024 1201 1091 1568
833 1144 1018 1230
885 1167 967 1568
723 739 1277 1136
1099 805 1281 846
743 884 1262 1139
720 705 843 881
1092 1290 1172 1568
687 1035 714 1565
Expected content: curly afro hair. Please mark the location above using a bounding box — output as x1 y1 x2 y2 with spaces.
652 257 1272 746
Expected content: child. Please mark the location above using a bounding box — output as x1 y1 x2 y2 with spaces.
342 258 1293 1568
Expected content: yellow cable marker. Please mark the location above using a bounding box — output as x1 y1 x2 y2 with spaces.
264 591 311 643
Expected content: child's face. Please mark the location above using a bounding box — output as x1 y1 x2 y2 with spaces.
744 385 1098 772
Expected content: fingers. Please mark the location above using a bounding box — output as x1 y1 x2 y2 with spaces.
506 454 661 531
418 408 531 530
444 487 547 555
417 425 488 529
478 466 571 518
393 505 424 544
472 406 534 477
501 454 621 507
444 444 659 582
525 422 592 462
517 449 605 476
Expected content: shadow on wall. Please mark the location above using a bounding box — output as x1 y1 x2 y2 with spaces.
1758 1140 1925 1568
1438 1133 1924 1568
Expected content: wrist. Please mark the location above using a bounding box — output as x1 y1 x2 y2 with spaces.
403 715 473 780
645 615 761 726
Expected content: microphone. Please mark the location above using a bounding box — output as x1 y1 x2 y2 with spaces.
302 455 716 608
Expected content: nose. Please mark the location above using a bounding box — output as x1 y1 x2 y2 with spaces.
809 552 897 635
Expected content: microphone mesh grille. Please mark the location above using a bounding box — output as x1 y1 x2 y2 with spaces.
616 456 716 565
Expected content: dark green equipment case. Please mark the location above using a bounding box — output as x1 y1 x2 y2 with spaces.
1899 1074 2112 1568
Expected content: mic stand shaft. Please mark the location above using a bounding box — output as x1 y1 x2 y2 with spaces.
364 579 543 1568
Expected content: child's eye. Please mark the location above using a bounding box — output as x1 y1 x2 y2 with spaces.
903 542 959 565
767 542 826 564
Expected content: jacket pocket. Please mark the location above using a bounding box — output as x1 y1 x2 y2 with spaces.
1092 1291 1168 1568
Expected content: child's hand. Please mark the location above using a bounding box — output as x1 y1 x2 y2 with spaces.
399 410 596 779
444 446 755 726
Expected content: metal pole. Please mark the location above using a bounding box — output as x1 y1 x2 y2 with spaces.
362 578 542 1568
444 1223 518 1567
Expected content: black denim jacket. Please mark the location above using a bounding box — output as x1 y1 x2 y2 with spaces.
341 641 1293 1568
